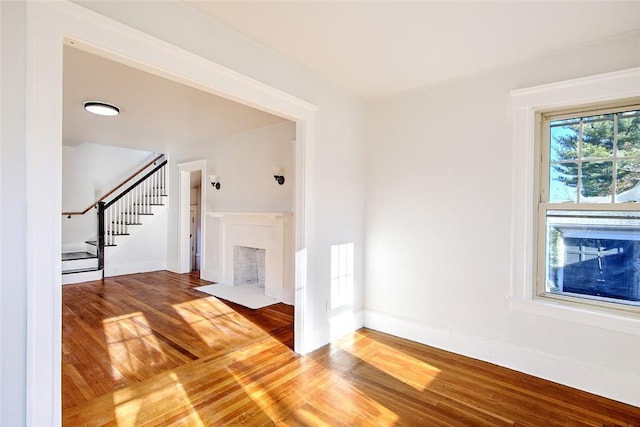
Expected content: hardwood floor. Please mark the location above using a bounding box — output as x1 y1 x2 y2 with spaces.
62 271 640 426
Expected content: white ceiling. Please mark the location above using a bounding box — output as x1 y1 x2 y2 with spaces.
63 45 288 152
63 2 640 152
186 1 640 100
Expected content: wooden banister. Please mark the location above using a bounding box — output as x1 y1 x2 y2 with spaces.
62 154 164 217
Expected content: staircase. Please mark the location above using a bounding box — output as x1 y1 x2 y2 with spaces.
62 155 167 285
61 249 101 284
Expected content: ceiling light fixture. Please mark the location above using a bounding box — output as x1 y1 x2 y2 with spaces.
84 101 120 117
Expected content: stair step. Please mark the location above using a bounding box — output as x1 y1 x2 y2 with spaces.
62 267 101 275
62 268 103 285
134 203 165 206
109 233 130 236
111 221 143 225
62 251 97 261
121 212 154 216
85 240 117 247
62 255 98 271
144 194 168 197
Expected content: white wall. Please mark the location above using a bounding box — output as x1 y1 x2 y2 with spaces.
104 205 168 277
0 3 27 425
61 143 155 250
172 122 295 213
62 143 154 212
365 32 640 406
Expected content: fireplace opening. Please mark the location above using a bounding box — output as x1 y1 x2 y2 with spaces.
234 246 266 287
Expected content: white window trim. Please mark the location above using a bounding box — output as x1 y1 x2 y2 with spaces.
510 67 640 335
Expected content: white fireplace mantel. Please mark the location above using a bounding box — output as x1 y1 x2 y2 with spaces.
203 211 294 304
207 211 291 218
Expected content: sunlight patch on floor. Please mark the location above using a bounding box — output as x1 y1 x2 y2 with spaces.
341 332 441 391
112 372 203 426
172 298 269 348
290 407 330 425
227 352 398 425
111 387 142 427
102 312 168 381
172 297 235 322
172 299 221 347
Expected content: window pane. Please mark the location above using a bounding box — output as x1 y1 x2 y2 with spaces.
550 119 579 162
545 211 640 305
548 108 640 205
617 110 640 157
549 162 578 202
615 159 640 202
582 114 614 159
581 161 612 201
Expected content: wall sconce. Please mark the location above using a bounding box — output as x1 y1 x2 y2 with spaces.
209 175 221 190
272 167 285 185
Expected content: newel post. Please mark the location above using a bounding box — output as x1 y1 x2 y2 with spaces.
97 202 105 273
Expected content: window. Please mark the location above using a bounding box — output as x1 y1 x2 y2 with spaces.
538 102 640 311
511 67 640 332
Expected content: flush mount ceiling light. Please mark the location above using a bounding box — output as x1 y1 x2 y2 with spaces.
83 101 120 117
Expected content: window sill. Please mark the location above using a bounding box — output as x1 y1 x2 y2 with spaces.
510 295 640 336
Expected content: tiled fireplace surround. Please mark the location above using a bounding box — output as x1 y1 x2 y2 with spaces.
234 246 265 287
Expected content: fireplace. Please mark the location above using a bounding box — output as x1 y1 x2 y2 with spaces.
205 212 293 303
234 246 266 287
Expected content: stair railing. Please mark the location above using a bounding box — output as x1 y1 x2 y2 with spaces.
102 159 167 247
62 154 167 272
62 153 165 217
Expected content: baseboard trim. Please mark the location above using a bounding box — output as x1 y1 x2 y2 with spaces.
280 289 294 306
104 261 167 277
61 269 103 285
304 309 364 354
200 268 220 284
363 310 640 408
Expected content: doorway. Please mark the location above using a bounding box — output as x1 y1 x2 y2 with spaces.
26 4 317 423
189 170 202 272
178 161 207 275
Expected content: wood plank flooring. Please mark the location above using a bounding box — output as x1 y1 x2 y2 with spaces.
62 271 640 426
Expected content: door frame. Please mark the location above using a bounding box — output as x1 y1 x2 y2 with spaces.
177 160 207 274
24 2 317 425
